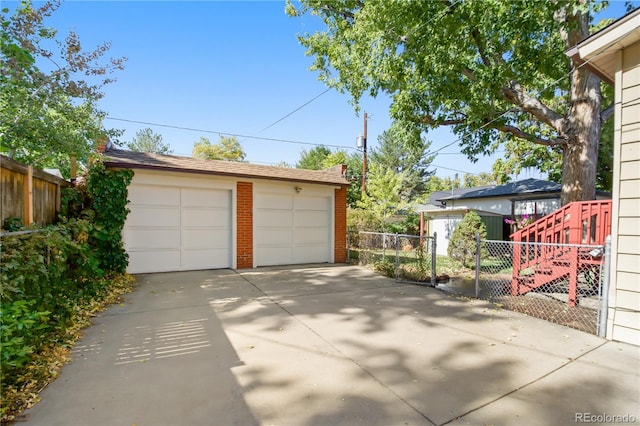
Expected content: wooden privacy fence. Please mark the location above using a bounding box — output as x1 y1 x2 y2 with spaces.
1 155 70 227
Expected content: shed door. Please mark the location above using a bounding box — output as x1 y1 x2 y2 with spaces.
255 193 331 266
124 184 232 273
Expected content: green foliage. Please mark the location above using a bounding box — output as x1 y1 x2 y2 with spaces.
0 301 50 370
126 128 172 154
192 135 246 161
0 137 134 423
370 122 434 202
2 217 23 231
296 145 332 169
288 0 614 202
85 161 133 274
0 0 125 171
447 211 487 268
357 163 409 232
347 207 379 232
373 258 396 278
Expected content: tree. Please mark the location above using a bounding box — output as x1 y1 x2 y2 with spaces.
126 128 172 154
296 145 332 169
356 163 408 232
448 211 487 268
287 0 614 204
192 135 246 161
370 122 434 202
1 0 125 172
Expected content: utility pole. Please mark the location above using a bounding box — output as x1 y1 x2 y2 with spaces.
362 112 368 194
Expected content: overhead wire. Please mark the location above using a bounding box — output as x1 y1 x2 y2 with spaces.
107 1 613 175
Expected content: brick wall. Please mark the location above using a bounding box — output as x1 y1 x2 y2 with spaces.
334 186 347 263
236 182 253 269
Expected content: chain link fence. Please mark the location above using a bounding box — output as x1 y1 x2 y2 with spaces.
476 239 610 336
347 230 436 285
347 230 610 336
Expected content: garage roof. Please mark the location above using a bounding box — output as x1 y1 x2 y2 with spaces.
103 148 348 186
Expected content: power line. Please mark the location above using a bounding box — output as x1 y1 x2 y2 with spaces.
260 87 332 132
105 116 357 151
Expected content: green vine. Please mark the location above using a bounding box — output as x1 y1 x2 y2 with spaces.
86 161 134 275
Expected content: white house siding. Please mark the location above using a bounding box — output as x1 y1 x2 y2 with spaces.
427 212 464 256
608 40 640 346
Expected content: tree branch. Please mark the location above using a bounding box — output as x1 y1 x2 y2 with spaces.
496 124 567 146
421 114 466 126
501 81 566 133
601 103 614 122
471 29 491 67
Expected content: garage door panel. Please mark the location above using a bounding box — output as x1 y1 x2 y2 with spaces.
183 229 231 250
294 210 330 226
294 227 329 245
183 208 230 227
255 209 293 227
255 193 293 209
182 249 229 270
124 182 232 273
182 188 230 208
125 229 180 250
258 247 293 266
128 185 180 206
128 250 181 274
256 228 292 246
128 207 180 227
255 192 331 266
295 196 328 211
294 246 328 263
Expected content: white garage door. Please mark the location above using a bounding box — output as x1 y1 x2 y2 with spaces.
124 184 232 273
255 192 331 266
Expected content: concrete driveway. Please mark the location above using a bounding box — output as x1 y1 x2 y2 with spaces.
21 265 640 426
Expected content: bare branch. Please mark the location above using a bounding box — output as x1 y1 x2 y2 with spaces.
601 103 615 122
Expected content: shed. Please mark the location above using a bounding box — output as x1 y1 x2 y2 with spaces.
104 149 348 274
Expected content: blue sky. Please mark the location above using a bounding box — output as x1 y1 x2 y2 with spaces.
8 1 639 178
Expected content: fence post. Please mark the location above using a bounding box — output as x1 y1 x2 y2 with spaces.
431 232 437 287
394 233 400 281
597 235 612 338
23 165 34 225
475 233 481 298
347 227 351 263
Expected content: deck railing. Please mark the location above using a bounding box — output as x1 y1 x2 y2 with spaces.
510 200 612 306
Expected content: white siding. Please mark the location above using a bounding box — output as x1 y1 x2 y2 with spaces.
609 40 640 346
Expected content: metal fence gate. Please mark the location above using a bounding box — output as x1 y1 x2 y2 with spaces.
348 231 437 285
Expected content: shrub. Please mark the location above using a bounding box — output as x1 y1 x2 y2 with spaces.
373 258 396 278
447 211 487 268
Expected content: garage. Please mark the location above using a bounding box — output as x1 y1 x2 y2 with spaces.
123 180 232 274
254 188 332 266
104 148 347 272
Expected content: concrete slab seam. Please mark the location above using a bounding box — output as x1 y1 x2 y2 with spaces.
438 339 610 426
232 269 439 426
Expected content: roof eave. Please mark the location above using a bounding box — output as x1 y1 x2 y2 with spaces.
104 160 348 187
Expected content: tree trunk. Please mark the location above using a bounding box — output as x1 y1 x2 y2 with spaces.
561 65 601 205
559 2 601 205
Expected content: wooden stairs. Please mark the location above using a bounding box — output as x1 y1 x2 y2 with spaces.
510 200 612 306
